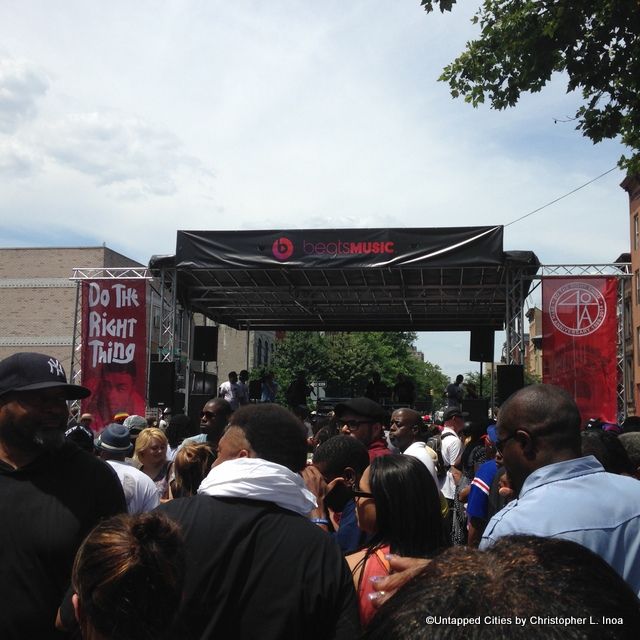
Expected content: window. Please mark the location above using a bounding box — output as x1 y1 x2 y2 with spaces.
635 214 639 250
636 270 640 305
257 339 263 366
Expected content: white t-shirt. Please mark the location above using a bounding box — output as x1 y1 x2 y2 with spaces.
404 441 439 487
439 426 462 500
219 380 243 410
107 459 161 514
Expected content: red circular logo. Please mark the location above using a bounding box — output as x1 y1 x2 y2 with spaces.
272 237 294 261
549 282 607 337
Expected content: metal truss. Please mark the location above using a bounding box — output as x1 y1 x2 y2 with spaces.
155 267 178 363
504 267 528 364
530 262 632 421
505 264 632 370
617 279 627 420
538 264 632 277
70 267 151 280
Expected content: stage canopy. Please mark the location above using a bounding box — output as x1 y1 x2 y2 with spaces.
149 226 540 332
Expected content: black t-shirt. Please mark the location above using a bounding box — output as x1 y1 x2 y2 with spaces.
159 495 359 640
0 442 126 639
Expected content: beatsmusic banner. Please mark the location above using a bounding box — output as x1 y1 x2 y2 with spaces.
176 226 505 269
80 280 147 434
542 277 618 425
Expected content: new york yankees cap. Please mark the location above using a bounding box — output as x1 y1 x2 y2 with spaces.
0 352 90 399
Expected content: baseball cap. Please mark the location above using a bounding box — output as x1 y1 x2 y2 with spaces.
0 352 90 400
123 414 147 439
443 407 469 422
95 423 133 453
333 397 387 423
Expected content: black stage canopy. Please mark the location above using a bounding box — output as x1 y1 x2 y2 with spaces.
150 227 539 332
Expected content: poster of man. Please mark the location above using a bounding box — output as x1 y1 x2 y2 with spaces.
80 280 147 433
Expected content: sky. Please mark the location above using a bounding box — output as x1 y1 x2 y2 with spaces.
0 1 631 379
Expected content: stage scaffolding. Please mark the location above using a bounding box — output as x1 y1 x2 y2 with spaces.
70 258 628 419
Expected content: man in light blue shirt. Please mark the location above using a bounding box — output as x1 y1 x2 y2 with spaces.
480 384 640 596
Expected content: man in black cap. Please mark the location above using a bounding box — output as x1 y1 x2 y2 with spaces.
0 352 126 640
334 397 391 462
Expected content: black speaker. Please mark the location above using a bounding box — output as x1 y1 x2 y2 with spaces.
496 364 524 406
470 327 495 362
249 380 262 400
192 326 218 361
462 398 490 423
414 399 433 413
148 361 175 407
190 371 218 396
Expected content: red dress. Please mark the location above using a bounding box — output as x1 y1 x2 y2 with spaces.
355 545 391 627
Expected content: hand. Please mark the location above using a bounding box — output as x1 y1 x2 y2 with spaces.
368 555 430 608
499 472 515 501
301 465 327 499
450 466 463 484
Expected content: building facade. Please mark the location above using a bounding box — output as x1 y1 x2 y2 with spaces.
623 175 640 414
1 247 275 416
0 247 142 373
524 306 543 380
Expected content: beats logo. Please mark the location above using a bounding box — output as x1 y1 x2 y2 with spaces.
272 237 294 261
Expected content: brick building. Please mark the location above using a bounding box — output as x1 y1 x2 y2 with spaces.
0 247 142 373
524 307 543 380
1 246 276 411
622 175 640 414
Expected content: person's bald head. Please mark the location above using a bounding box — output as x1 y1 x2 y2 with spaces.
389 408 423 452
496 385 582 495
499 384 581 448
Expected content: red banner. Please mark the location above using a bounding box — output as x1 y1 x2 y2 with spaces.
80 280 147 434
542 277 618 425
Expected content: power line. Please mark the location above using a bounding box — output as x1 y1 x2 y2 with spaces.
504 166 618 227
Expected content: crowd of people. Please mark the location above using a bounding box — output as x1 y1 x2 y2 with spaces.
2 352 640 639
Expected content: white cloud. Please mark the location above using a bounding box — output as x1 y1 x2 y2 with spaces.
42 111 213 198
0 1 633 375
0 138 41 178
0 55 48 133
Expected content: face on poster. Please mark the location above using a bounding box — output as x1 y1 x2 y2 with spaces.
80 280 147 433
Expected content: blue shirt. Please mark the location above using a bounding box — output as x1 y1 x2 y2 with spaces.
467 459 498 520
480 456 640 596
332 499 364 555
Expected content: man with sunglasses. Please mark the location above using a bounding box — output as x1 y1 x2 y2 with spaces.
480 384 640 596
334 397 391 462
180 397 232 450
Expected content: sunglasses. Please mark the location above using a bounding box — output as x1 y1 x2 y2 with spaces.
353 489 374 500
494 432 518 453
201 411 225 419
341 419 373 431
324 484 374 512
